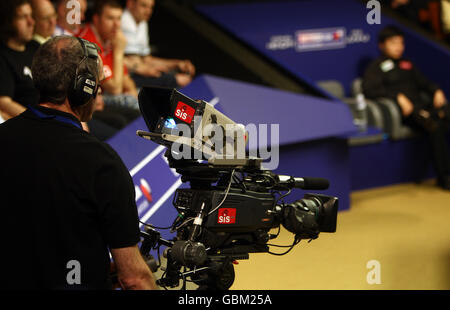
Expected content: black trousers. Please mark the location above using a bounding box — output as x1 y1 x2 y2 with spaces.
403 103 450 181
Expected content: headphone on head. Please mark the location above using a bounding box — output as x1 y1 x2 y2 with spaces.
68 37 100 107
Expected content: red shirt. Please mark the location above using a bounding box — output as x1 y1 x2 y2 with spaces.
76 24 127 81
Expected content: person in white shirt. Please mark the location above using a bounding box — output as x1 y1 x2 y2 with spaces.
121 0 195 89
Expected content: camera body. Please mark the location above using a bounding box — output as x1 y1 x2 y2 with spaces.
136 87 339 290
174 187 275 248
140 156 338 289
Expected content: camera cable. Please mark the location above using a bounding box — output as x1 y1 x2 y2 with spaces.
267 236 302 256
207 169 235 217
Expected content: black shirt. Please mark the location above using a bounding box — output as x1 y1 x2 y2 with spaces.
0 41 40 107
0 106 140 289
362 55 439 107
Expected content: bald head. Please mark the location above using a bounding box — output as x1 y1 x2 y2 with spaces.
30 0 56 38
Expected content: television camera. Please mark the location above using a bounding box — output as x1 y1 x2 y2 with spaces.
136 87 338 290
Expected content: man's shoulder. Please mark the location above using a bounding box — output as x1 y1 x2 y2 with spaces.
0 114 120 161
76 138 132 181
82 135 130 169
75 133 121 159
0 113 35 145
0 111 27 128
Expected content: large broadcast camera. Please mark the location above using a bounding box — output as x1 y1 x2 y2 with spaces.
136 87 338 290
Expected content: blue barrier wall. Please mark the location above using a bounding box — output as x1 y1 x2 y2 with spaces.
196 0 450 97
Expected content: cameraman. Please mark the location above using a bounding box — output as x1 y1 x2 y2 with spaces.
0 36 156 290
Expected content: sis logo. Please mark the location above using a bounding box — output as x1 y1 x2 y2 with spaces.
174 101 195 124
217 208 236 224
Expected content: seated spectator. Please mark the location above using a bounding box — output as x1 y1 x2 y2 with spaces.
362 25 450 190
54 0 88 36
77 0 140 120
30 0 57 44
0 0 40 121
121 0 195 89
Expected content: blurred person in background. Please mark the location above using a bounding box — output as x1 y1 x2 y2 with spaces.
121 0 195 89
25 0 122 140
52 0 130 138
362 25 450 190
31 0 57 44
0 0 39 121
77 0 140 122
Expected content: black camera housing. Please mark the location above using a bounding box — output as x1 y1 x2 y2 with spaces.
136 87 339 290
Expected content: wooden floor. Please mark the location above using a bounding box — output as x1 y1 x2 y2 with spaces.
230 180 450 290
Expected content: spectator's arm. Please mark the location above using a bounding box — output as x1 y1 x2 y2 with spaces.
396 92 415 116
93 147 157 290
103 31 127 95
123 55 142 73
124 55 162 78
144 55 195 76
0 96 26 120
110 245 157 290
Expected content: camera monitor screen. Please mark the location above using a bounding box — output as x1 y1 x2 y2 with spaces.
138 86 201 136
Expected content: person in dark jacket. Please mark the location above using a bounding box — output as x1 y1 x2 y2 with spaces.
362 25 450 190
